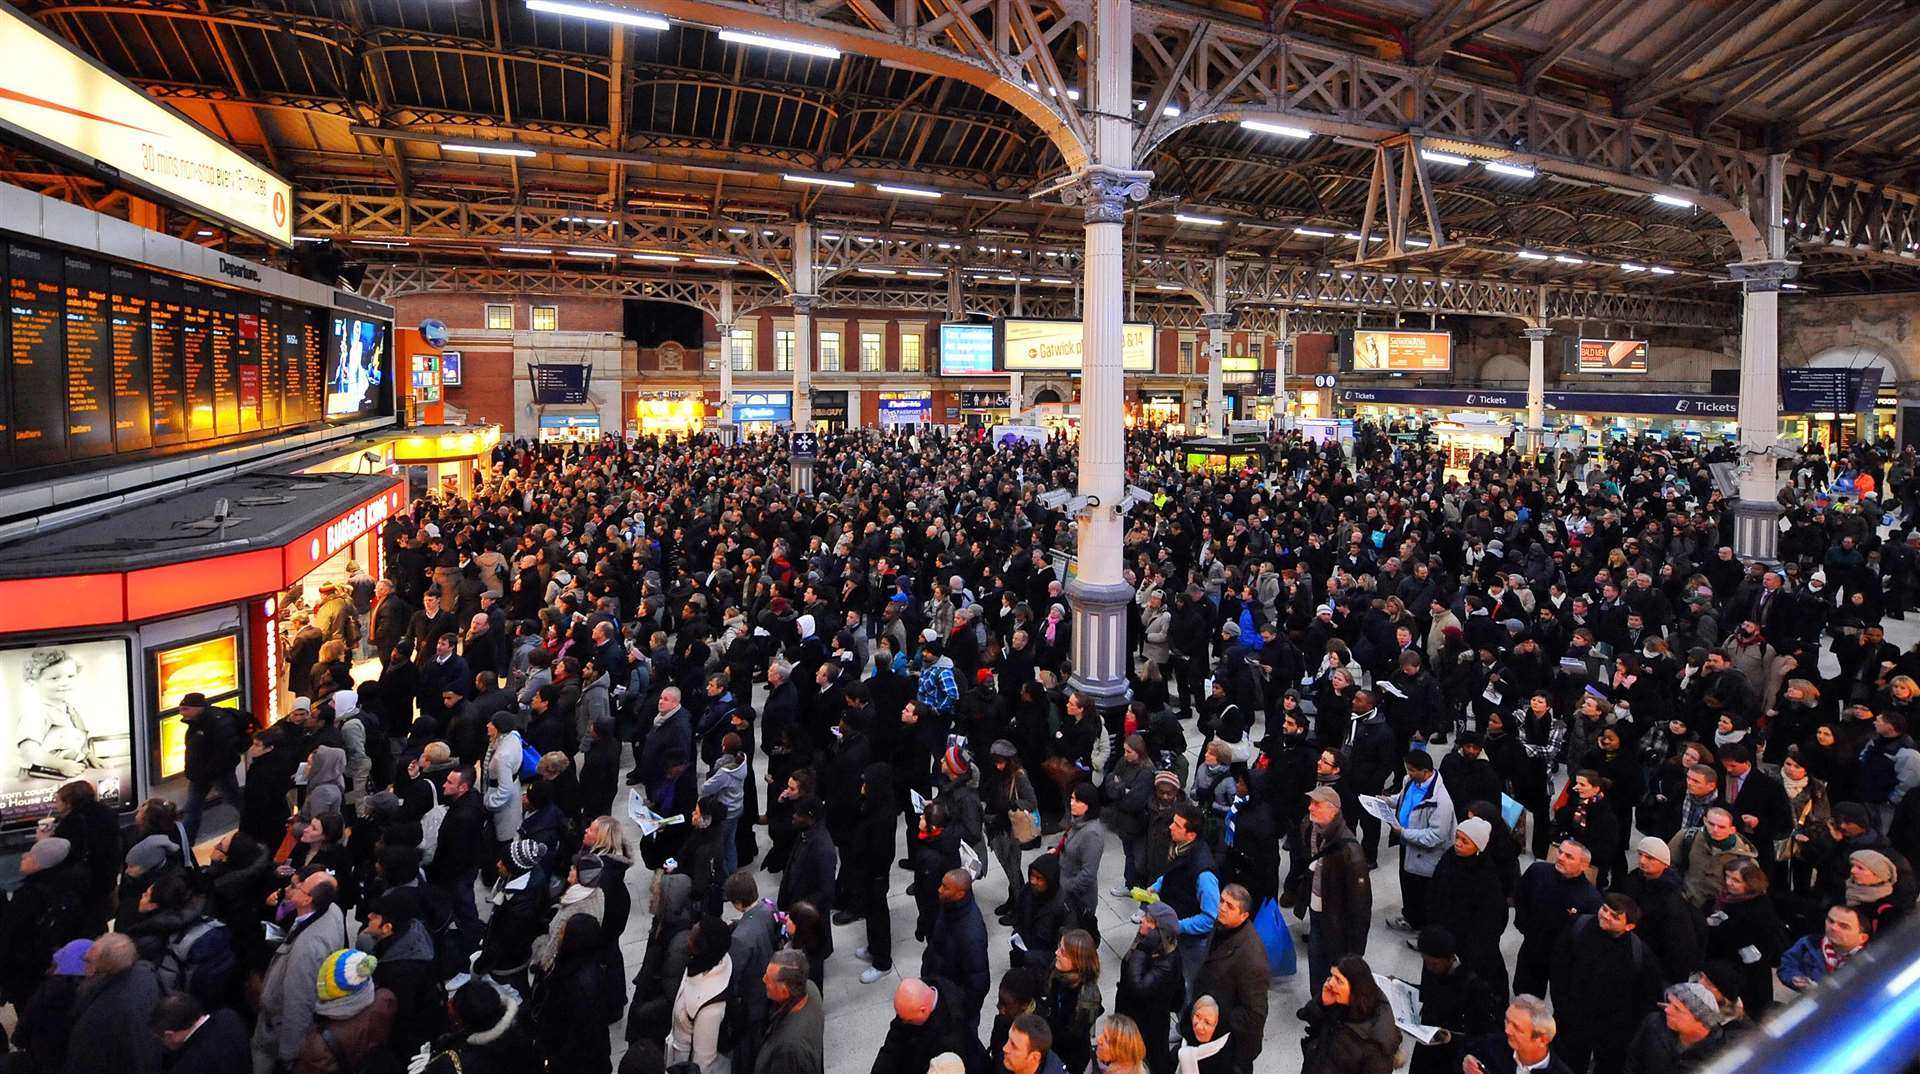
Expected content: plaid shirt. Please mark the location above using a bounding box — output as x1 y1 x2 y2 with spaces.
917 662 959 714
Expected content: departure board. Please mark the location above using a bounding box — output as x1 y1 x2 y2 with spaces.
0 238 387 481
148 273 186 446
109 265 151 453
9 244 66 466
62 255 113 460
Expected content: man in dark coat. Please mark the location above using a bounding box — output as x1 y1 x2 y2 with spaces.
757 950 824 1074
1611 837 1705 985
370 581 411 668
776 798 838 960
1291 786 1371 993
1513 839 1602 998
578 715 623 822
403 590 456 668
726 871 785 1074
919 869 991 1033
64 934 162 1074
1549 895 1666 1074
1411 927 1504 1074
1438 733 1506 819
1190 884 1270 1074
178 692 246 843
427 769 491 949
1429 816 1511 995
1720 744 1792 868
868 977 981 1074
153 993 251 1074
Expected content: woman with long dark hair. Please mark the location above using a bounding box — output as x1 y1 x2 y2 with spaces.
1300 955 1401 1074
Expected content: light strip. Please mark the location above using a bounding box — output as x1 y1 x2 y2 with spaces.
562 215 611 224
875 183 942 199
860 268 897 275
632 253 679 262
1618 262 1647 272
1420 150 1471 166
1154 283 1181 290
695 257 739 265
1485 161 1537 179
1240 120 1312 139
905 270 944 278
350 239 408 247
1294 227 1337 237
1553 254 1585 264
1405 239 1431 248
1040 277 1072 285
718 30 842 59
1176 213 1225 226
1651 193 1694 208
566 249 618 259
525 0 669 30
783 173 856 188
499 246 553 254
1515 250 1549 260
1648 265 1676 275
443 142 537 158
293 236 327 244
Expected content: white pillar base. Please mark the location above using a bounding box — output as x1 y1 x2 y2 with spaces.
1066 576 1135 706
1733 499 1782 562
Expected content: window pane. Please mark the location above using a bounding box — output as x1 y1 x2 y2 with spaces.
532 306 557 331
1178 341 1194 374
730 329 754 371
819 331 841 372
860 331 882 372
775 330 794 371
485 304 513 330
901 333 922 372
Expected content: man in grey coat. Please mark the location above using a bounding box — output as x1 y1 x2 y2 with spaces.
252 870 348 1074
756 950 824 1074
727 871 786 1074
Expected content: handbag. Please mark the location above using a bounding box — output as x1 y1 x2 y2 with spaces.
1041 756 1079 791
1009 808 1041 846
1253 898 1298 978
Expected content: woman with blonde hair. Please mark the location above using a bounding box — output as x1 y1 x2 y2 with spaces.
1040 929 1104 1074
1091 1015 1147 1074
583 814 636 947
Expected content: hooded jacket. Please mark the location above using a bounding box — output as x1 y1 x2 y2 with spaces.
292 986 398 1074
1012 854 1070 969
701 752 750 819
922 889 992 1024
424 990 539 1074
302 746 348 821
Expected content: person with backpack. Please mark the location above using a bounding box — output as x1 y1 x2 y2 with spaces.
356 891 447 1064
665 916 735 1073
179 692 248 844
292 949 397 1074
335 691 394 809
480 711 528 856
1548 894 1666 1074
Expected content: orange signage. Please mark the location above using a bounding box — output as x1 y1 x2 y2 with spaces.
1351 330 1452 372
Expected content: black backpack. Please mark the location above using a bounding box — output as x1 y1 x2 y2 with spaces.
155 918 239 1009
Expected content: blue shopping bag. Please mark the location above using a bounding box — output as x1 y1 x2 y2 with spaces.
1254 898 1298 978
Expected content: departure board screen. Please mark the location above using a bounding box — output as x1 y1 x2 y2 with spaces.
109 266 151 453
9 244 66 466
0 238 385 482
62 255 112 460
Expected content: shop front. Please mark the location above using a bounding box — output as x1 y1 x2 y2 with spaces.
878 390 934 428
390 424 503 502
542 412 609 441
1132 392 1184 430
811 390 850 431
0 471 404 841
1338 386 1742 443
1433 419 1515 479
730 390 793 437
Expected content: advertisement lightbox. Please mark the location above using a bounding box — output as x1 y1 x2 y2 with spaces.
1000 319 1155 372
151 633 242 780
0 4 293 245
0 637 134 826
1575 337 1649 374
1349 329 1452 372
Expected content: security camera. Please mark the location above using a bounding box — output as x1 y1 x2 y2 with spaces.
1037 489 1072 511
1118 485 1155 513
213 498 231 523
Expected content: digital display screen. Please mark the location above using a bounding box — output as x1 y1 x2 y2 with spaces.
1350 330 1452 372
62 255 112 460
939 322 995 376
10 244 67 466
327 316 388 420
151 633 241 781
1576 338 1649 374
999 319 1155 372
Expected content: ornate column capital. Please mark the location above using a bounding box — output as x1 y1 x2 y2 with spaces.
1520 327 1553 341
1060 165 1153 225
1727 259 1800 293
1201 312 1234 331
789 293 820 315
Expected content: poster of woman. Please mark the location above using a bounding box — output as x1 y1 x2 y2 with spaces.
0 639 134 825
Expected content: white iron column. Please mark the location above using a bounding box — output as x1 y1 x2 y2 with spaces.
1060 0 1150 708
1008 372 1023 422
790 222 816 494
715 278 735 444
1204 255 1229 435
1522 327 1551 453
1731 155 1796 562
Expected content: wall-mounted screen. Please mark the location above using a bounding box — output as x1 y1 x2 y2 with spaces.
0 638 134 826
327 316 389 420
440 349 463 386
1349 329 1452 372
1575 337 1649 374
999 318 1155 372
939 322 995 376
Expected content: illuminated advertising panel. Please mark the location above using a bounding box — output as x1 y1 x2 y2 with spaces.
1350 330 1452 372
0 638 134 825
1000 319 1155 372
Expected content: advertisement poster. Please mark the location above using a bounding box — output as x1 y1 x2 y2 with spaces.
992 424 1050 450
152 634 241 780
0 638 134 825
1001 319 1155 372
1577 338 1649 374
1351 330 1452 372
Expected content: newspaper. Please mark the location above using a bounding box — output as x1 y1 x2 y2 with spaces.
1358 794 1400 826
1375 974 1449 1046
628 788 686 838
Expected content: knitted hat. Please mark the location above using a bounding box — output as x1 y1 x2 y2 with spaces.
1154 770 1182 792
928 1055 966 1074
1664 982 1723 1028
1457 817 1491 853
943 744 970 776
507 838 547 871
1637 836 1673 867
1851 849 1896 884
989 739 1019 759
24 837 71 872
126 834 176 873
315 949 378 1004
573 852 607 887
51 939 91 976
1220 620 1241 639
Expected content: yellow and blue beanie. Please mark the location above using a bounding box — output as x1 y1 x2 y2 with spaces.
315 949 378 1003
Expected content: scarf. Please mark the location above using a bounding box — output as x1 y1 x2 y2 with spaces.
1782 772 1808 801
1821 938 1862 974
1224 795 1247 848
1706 831 1740 852
1847 876 1893 905
1176 1034 1231 1074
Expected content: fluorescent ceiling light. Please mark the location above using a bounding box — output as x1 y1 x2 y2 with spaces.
906 270 944 278
695 257 739 265
783 173 855 188
996 276 1017 282
1405 239 1430 248
876 183 941 199
1515 250 1549 260
1618 262 1646 272
562 215 610 224
443 142 536 158
1041 277 1072 284
526 0 668 30
1485 161 1536 179
860 268 896 275
1651 193 1694 208
1648 265 1676 275
350 239 408 247
820 233 843 240
196 229 215 237
1294 227 1337 237
566 249 618 258
1420 150 1470 166
718 30 841 59
1553 254 1585 264
726 227 749 234
1240 120 1311 139
1154 283 1181 290
499 246 553 254
1176 213 1224 226
632 253 679 262
293 236 326 244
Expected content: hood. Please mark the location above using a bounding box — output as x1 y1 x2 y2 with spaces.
468 990 522 1046
316 985 379 1019
307 745 347 787
1027 852 1062 896
381 918 437 964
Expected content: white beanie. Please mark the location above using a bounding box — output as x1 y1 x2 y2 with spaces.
797 614 816 639
331 689 358 717
1458 817 1491 853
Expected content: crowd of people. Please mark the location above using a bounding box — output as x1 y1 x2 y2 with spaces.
2 421 1919 1074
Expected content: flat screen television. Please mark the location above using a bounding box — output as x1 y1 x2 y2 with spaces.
326 315 389 419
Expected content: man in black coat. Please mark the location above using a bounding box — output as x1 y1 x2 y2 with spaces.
1438 733 1505 819
403 590 456 668
359 892 447 1061
918 870 991 1033
153 993 251 1074
427 768 490 950
1512 840 1601 998
1292 787 1371 994
1611 837 1705 985
1191 885 1269 1074
178 692 246 844
777 798 838 960
868 977 982 1074
1720 744 1791 868
578 715 623 822
1429 817 1511 996
1411 928 1504 1074
1549 895 1666 1074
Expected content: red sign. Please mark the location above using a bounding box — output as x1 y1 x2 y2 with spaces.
282 485 408 585
248 595 281 726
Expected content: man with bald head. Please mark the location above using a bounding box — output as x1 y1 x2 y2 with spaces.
919 868 991 1030
65 933 162 1074
869 977 982 1074
253 868 346 1074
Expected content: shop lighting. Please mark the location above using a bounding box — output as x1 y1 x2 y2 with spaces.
566 249 618 258
1648 265 1676 275
443 142 537 158
350 239 408 247
1485 161 1537 179
1553 254 1585 264
1515 250 1549 260
1651 193 1694 208
1176 214 1224 226
632 253 679 262
1240 120 1312 139
876 183 942 199
499 246 553 254
718 30 841 59
1420 150 1471 166
1041 277 1072 284
525 0 668 30
783 173 855 188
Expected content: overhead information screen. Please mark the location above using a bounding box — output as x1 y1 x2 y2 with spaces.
0 239 389 483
